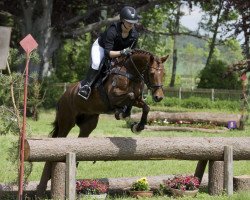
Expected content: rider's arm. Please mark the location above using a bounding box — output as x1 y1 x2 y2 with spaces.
109 50 123 58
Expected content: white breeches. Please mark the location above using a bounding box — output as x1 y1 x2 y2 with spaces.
91 39 104 70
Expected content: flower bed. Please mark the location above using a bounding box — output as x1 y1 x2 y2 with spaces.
76 179 108 195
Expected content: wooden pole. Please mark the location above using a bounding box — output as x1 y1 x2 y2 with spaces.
224 146 233 196
194 160 208 182
66 153 76 200
24 137 250 162
130 111 242 128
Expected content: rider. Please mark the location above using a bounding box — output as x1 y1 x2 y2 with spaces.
78 6 139 99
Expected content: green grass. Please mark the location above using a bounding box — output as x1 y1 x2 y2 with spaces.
0 108 250 199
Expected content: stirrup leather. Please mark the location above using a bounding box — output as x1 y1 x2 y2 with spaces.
78 85 92 100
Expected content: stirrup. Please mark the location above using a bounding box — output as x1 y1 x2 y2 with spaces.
78 85 91 100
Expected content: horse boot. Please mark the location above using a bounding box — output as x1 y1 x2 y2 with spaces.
115 105 132 120
78 68 99 100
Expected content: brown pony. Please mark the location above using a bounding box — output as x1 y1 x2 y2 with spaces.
37 49 169 196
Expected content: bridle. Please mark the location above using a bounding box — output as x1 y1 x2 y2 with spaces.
128 56 164 90
110 52 164 90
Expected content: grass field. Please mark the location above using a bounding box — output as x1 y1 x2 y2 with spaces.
0 108 250 199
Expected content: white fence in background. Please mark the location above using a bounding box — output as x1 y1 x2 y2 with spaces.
53 83 243 101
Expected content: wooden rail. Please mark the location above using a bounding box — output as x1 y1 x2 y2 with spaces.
25 137 249 199
24 137 250 162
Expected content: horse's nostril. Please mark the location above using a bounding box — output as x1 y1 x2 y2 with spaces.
154 96 163 102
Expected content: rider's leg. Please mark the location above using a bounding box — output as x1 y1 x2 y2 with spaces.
78 68 99 99
78 39 104 99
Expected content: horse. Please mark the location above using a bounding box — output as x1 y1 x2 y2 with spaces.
36 49 169 196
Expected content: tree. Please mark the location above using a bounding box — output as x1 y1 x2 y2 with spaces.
0 0 155 79
226 0 250 59
181 43 204 86
198 0 238 68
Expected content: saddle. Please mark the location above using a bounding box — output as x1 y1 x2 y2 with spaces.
95 56 135 110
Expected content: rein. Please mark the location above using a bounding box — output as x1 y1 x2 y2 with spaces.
129 55 163 90
110 52 164 90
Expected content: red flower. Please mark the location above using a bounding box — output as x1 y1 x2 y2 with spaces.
163 175 200 191
76 179 108 195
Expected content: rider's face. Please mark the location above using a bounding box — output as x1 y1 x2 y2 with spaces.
122 20 135 30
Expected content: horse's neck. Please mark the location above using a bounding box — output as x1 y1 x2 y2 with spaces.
129 54 150 72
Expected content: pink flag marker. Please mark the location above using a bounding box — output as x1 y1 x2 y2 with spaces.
18 34 38 200
19 34 38 54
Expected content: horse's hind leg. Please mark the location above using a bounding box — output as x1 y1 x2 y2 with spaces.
37 105 76 197
36 162 52 198
115 105 132 120
76 114 99 137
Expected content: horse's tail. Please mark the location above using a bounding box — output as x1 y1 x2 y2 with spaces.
49 119 59 138
49 105 59 138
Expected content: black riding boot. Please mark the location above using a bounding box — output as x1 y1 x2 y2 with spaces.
78 68 99 99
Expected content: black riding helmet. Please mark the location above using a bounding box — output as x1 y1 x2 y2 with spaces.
120 6 139 23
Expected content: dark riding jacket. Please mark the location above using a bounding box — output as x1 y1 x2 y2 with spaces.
98 22 139 58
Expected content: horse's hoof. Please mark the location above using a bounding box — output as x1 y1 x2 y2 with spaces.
115 112 121 120
131 122 141 134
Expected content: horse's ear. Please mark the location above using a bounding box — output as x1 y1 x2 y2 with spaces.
160 55 169 63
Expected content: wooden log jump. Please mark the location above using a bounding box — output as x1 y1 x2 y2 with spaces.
129 111 242 128
24 137 250 162
24 137 250 199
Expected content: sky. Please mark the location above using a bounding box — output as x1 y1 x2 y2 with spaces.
181 5 203 31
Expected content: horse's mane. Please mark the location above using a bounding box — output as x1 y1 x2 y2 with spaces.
133 49 154 58
114 49 155 66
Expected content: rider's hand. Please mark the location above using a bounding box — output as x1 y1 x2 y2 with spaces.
120 48 132 56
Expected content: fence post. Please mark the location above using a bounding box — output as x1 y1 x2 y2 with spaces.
51 162 66 199
179 87 182 99
64 82 67 93
224 146 233 196
211 89 214 101
66 152 76 200
208 160 224 195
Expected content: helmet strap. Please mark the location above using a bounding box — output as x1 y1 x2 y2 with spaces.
122 21 129 30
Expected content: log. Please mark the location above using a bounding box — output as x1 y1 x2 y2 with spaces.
233 175 250 191
24 137 250 162
194 160 208 182
129 111 242 128
208 161 224 195
51 162 66 199
144 125 229 133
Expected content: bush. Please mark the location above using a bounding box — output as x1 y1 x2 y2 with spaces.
213 100 240 111
181 97 212 109
197 59 241 89
163 97 181 107
145 95 240 112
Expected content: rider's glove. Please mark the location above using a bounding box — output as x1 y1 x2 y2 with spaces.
120 48 132 56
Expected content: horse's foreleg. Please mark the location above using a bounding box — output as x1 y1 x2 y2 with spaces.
131 102 150 133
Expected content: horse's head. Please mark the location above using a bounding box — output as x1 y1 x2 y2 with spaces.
128 50 169 102
146 54 169 102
